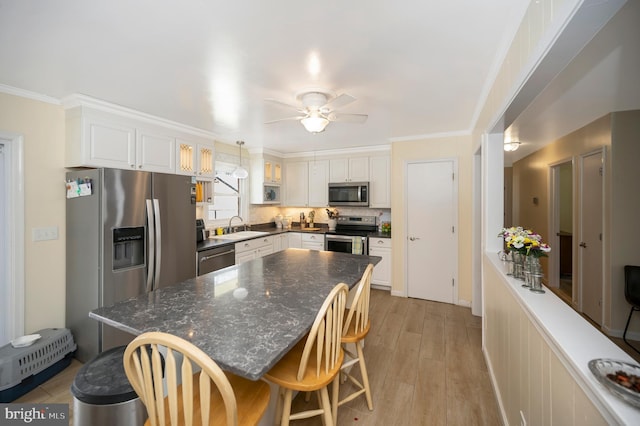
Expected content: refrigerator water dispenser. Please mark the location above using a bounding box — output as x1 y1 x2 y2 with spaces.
112 227 145 270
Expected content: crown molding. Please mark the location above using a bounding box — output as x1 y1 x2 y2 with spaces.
389 129 470 143
247 147 287 157
280 144 391 159
0 84 61 105
61 93 217 140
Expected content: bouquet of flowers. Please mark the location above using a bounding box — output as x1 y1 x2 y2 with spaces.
325 208 338 219
498 226 551 257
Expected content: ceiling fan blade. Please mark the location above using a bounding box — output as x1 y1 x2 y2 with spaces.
327 112 368 123
265 98 303 111
264 115 306 124
322 93 356 111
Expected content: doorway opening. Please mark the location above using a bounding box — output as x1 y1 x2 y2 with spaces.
0 132 25 347
551 160 574 303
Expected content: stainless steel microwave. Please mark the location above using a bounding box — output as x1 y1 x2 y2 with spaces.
328 182 369 207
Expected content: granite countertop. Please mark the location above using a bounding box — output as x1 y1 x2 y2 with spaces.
90 248 382 380
197 224 391 252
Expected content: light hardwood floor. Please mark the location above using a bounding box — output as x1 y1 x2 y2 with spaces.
13 289 640 425
15 290 500 425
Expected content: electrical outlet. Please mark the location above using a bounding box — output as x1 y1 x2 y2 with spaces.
32 226 59 241
520 410 527 426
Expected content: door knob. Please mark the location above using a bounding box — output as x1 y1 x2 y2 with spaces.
579 242 587 248
409 237 421 241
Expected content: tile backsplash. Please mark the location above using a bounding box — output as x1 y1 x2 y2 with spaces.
249 204 391 226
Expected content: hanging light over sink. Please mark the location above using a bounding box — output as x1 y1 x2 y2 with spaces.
232 140 248 179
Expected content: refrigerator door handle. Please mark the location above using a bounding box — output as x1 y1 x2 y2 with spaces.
153 199 162 290
145 199 155 293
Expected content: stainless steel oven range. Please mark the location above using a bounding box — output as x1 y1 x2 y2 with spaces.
324 215 377 255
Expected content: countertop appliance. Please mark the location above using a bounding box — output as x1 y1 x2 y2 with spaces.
325 215 377 255
196 218 207 242
197 245 235 276
328 181 369 207
66 168 196 362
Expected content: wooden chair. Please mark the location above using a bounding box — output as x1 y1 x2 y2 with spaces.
338 263 374 415
123 331 270 426
264 283 349 426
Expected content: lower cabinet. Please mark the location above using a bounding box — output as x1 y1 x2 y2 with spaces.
369 237 391 288
287 232 303 248
235 236 274 264
272 233 288 252
301 233 325 251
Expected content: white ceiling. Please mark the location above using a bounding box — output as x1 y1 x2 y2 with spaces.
0 0 530 154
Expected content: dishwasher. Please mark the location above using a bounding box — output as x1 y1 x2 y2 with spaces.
197 245 235 276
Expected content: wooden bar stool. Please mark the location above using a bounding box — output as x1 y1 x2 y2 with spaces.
264 283 349 426
337 263 374 418
123 331 270 426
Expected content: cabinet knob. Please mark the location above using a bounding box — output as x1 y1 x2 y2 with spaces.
138 165 143 169
131 164 135 168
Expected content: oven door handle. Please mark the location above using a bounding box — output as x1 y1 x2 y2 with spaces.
326 234 356 241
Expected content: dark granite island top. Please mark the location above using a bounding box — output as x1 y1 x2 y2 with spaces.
89 248 381 380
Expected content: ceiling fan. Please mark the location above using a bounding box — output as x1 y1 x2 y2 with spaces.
265 89 368 133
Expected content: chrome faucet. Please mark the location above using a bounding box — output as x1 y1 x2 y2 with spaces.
227 215 244 233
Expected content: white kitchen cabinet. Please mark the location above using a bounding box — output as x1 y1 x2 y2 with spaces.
287 232 303 249
329 156 369 182
66 111 137 170
136 127 176 173
301 233 325 251
273 233 288 252
176 140 215 178
284 162 309 206
65 103 215 174
369 155 391 208
235 236 274 264
308 160 329 207
264 158 282 184
369 237 392 289
250 154 282 205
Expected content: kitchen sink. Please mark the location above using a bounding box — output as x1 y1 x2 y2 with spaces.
209 230 270 240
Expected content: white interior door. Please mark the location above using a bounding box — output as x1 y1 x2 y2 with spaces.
407 160 457 303
580 150 604 325
0 142 6 346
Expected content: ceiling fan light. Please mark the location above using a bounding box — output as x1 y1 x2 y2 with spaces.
301 116 329 133
503 141 521 152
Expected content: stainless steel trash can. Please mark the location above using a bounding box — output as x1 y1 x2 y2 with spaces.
71 345 146 426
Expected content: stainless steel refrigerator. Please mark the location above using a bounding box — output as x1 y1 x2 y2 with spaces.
66 168 196 362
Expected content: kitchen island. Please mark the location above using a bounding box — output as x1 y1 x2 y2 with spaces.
90 248 381 380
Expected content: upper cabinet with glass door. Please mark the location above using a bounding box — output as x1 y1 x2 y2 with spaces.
250 153 283 204
176 140 215 179
263 157 282 184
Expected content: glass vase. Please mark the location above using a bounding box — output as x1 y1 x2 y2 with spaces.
527 256 545 293
512 252 525 280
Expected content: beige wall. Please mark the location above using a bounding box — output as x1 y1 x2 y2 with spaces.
0 92 66 333
610 110 640 333
391 135 473 303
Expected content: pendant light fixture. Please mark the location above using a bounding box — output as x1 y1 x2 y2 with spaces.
232 141 249 179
